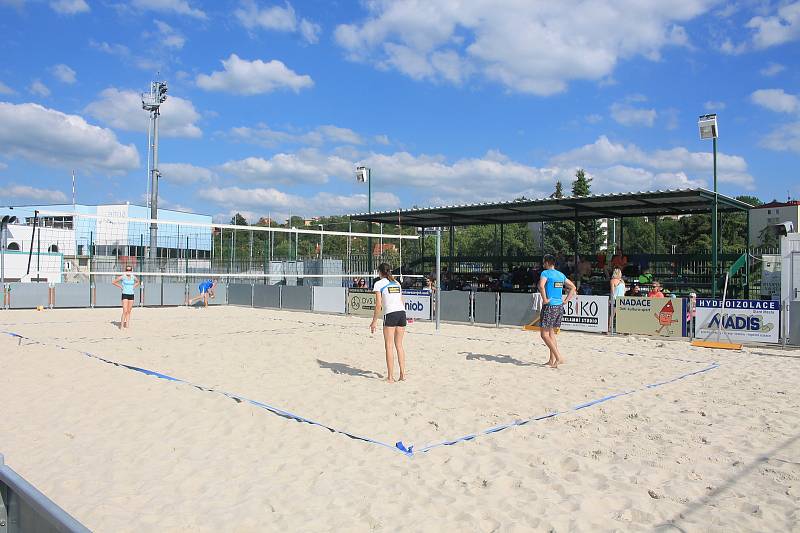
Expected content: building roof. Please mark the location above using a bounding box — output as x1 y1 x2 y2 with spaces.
349 188 753 227
758 200 800 209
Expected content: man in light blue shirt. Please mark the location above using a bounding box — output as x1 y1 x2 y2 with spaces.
538 254 576 368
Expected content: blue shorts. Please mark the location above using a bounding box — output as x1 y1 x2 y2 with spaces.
199 283 212 293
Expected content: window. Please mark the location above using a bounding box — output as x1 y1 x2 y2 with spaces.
48 244 59 253
7 242 20 250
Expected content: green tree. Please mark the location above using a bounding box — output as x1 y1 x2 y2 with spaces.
543 181 570 254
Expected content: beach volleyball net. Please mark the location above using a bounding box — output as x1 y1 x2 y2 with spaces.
1 208 423 286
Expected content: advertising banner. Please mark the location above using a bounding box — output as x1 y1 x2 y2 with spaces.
615 296 686 337
694 299 780 344
403 289 432 320
347 288 375 317
562 295 609 333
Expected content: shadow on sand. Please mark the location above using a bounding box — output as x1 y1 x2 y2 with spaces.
317 359 382 379
460 352 542 367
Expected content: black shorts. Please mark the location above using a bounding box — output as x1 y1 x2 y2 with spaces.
121 293 134 301
383 311 407 327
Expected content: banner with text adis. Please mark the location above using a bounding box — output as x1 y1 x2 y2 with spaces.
694 299 780 344
615 296 687 337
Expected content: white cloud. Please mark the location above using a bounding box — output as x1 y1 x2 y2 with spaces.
89 40 130 57
760 121 800 154
0 183 68 203
374 134 390 145
218 149 352 185
51 64 77 84
722 2 800 53
0 102 139 172
760 62 785 76
159 162 215 184
235 0 321 44
746 1 800 49
334 1 711 95
196 54 313 95
751 88 799 114
49 0 89 14
130 0 206 20
29 79 50 97
751 89 800 154
0 81 14 95
585 113 603 124
84 87 203 138
551 135 754 189
704 100 726 111
610 102 657 127
152 20 185 49
228 123 364 147
199 186 399 217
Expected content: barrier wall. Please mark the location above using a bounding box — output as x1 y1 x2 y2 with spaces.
312 287 346 314
791 301 800 345
499 292 536 326
209 283 227 305
281 286 313 311
8 283 49 309
53 283 90 308
440 291 471 323
473 292 497 325
143 283 162 306
253 285 280 308
162 283 187 306
228 284 253 306
95 283 134 307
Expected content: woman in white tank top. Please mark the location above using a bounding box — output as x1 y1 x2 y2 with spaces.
371 263 407 383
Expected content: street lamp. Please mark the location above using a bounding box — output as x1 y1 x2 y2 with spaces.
356 166 373 276
698 113 719 297
1 215 19 307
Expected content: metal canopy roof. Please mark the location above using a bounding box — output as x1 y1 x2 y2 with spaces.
349 188 753 227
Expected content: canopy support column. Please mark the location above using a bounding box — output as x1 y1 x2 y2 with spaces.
448 218 454 285
745 212 751 299
500 224 505 271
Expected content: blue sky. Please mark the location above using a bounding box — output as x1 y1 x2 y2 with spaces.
0 0 798 223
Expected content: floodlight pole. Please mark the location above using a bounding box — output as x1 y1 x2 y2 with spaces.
142 80 167 264
712 136 718 298
368 167 373 279
149 109 160 262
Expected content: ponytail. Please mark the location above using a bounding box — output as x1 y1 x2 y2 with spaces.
378 262 395 281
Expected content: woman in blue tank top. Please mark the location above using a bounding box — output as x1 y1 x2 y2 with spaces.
112 265 140 330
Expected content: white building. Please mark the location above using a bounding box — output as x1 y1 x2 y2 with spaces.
749 200 800 246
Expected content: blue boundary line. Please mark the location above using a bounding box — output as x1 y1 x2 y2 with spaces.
3 330 719 457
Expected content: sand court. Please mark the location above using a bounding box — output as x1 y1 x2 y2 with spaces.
2 306 799 531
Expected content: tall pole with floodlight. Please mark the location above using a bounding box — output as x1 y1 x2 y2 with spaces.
698 113 719 297
356 166 372 277
142 80 168 262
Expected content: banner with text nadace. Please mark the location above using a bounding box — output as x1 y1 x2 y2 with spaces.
562 295 609 333
695 299 780 344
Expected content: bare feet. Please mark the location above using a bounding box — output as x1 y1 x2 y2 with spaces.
399 374 405 381
385 377 395 383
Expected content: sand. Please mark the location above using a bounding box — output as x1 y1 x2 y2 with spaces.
1 305 798 532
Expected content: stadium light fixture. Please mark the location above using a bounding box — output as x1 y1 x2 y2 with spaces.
699 113 720 297
142 80 168 263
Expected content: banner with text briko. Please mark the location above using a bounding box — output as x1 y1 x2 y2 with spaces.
347 288 432 320
615 296 687 337
694 299 780 344
562 295 609 333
